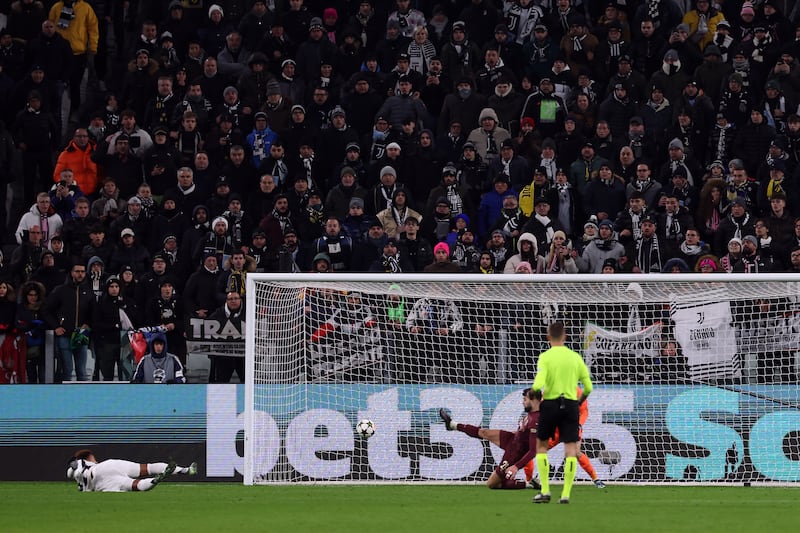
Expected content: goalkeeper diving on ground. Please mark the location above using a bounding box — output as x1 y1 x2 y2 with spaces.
66 449 198 492
439 385 605 490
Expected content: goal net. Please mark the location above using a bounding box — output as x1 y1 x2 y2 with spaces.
244 273 800 485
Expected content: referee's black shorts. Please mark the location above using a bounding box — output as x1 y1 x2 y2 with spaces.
537 397 580 443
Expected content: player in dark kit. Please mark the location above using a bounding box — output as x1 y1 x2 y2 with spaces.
439 389 542 489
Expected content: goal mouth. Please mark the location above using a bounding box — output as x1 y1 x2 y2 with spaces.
244 273 800 485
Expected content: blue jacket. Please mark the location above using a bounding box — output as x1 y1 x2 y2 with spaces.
246 126 278 168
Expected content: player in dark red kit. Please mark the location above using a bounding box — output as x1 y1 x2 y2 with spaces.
439 389 541 489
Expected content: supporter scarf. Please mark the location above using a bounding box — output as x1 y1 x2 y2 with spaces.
271 208 291 233
680 241 703 256
558 9 571 33
647 0 661 28
608 40 624 57
766 178 784 199
728 213 751 240
534 214 555 244
446 185 463 215
57 0 76 29
636 236 662 273
391 206 408 228
572 34 585 53
547 253 561 273
629 210 642 241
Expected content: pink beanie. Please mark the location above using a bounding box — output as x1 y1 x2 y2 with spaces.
740 2 755 16
515 261 533 273
434 242 450 255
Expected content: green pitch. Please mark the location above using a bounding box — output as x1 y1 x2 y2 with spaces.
3 483 800 532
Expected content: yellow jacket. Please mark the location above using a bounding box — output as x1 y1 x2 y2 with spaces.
682 9 725 50
48 0 99 55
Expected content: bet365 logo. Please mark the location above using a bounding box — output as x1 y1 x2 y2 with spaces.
665 388 800 481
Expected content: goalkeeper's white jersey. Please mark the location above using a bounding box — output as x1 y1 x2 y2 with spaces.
78 460 142 492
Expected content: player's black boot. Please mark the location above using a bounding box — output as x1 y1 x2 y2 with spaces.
532 493 551 503
152 460 176 485
528 478 541 490
439 408 454 430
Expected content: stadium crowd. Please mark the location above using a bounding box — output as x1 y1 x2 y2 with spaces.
0 0 799 383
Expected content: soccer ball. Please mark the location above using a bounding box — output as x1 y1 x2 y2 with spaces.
356 419 375 439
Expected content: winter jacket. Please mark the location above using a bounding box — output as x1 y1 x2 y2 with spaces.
48 0 99 55
53 139 99 195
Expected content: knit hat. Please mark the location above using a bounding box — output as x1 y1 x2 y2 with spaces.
741 2 755 16
208 4 223 18
380 165 397 178
698 257 717 270
479 108 499 122
349 197 364 209
309 17 324 31
602 258 618 272
515 261 532 273
743 235 758 246
212 216 229 230
433 242 450 255
668 138 684 150
341 166 356 178
266 79 281 96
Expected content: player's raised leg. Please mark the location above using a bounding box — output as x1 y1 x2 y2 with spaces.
439 408 501 445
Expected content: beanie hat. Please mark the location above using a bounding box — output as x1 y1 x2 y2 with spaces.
212 216 229 230
433 242 450 256
515 261 533 273
602 258 618 272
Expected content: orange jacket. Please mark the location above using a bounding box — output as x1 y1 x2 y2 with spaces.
53 140 99 195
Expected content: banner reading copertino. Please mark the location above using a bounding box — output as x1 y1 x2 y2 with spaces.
0 385 798 482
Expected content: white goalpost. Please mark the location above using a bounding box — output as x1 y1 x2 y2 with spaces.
244 273 800 485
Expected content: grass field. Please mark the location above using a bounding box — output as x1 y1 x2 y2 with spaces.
4 482 800 532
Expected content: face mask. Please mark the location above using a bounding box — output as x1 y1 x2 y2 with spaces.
458 87 472 99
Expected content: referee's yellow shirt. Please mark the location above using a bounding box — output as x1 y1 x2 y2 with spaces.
532 346 593 401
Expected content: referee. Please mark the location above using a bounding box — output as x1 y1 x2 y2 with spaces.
531 322 593 504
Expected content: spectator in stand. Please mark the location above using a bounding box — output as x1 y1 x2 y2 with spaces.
16 192 62 247
53 128 99 200
14 90 58 205
44 261 93 382
16 281 47 384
